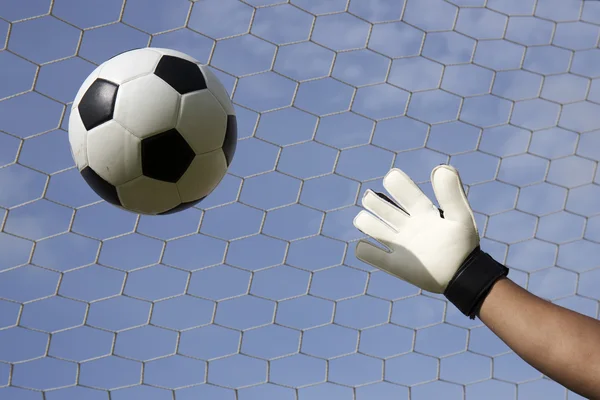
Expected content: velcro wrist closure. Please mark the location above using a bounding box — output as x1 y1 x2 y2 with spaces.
444 247 509 320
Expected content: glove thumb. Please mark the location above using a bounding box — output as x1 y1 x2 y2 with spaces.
431 165 476 229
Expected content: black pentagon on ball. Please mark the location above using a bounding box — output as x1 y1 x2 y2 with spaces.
141 129 196 183
80 166 122 206
78 79 119 131
154 55 207 95
223 115 238 167
158 198 206 215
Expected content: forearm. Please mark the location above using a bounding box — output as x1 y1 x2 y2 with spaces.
478 278 600 399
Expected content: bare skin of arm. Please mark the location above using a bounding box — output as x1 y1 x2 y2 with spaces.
478 277 600 399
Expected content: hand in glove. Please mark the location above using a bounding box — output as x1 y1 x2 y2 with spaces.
353 165 508 319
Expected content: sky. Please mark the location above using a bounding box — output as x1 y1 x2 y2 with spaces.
0 0 599 399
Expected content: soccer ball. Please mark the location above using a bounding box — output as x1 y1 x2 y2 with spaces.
68 47 237 215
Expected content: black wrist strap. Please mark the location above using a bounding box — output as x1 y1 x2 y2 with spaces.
444 247 509 320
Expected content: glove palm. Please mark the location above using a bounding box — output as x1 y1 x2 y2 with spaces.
353 165 480 294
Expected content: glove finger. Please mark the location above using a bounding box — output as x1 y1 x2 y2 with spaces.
431 165 476 228
383 168 434 215
355 239 393 270
362 190 409 232
353 210 396 247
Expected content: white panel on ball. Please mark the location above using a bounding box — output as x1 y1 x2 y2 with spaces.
177 149 227 202
67 108 89 170
150 47 198 63
201 66 236 116
118 176 181 215
113 74 180 139
72 65 102 109
87 120 143 186
177 90 227 155
98 48 162 85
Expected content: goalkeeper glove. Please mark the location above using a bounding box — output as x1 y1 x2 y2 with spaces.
353 165 508 319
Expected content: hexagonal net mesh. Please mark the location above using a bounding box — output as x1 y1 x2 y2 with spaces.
0 0 599 398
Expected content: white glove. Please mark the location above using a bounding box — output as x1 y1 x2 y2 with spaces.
353 165 480 294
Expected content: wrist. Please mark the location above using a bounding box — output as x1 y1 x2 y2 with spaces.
443 247 509 319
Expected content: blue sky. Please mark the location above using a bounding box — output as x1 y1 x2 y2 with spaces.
0 0 599 398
